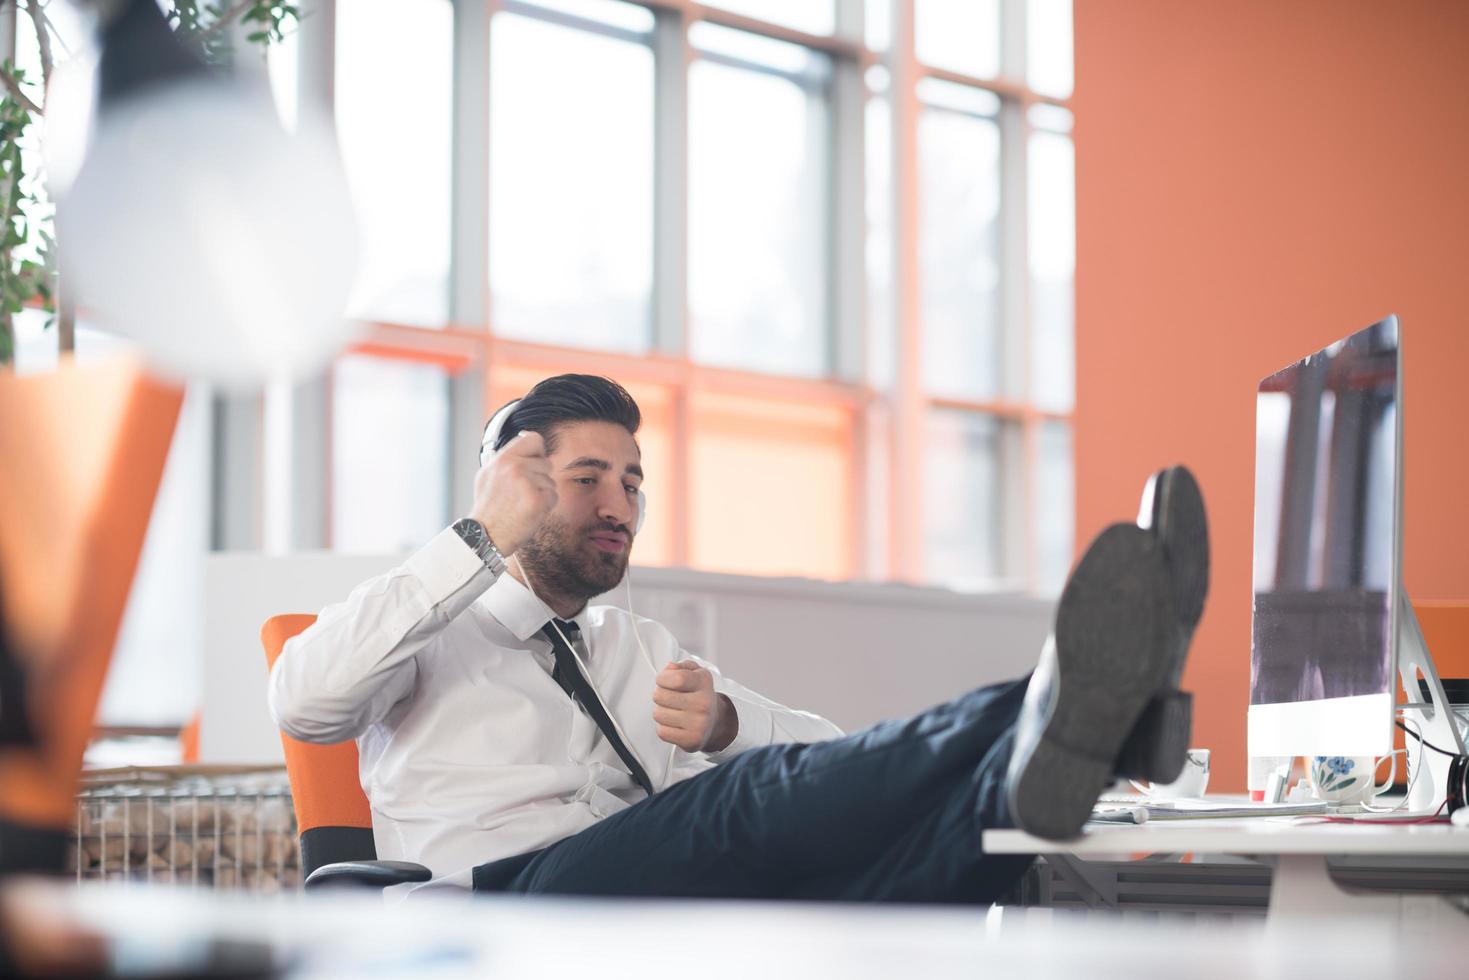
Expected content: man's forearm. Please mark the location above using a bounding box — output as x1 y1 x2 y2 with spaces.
270 527 498 742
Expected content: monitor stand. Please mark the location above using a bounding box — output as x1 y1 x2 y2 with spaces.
1396 589 1467 812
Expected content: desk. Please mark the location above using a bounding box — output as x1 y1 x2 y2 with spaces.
6 878 1467 980
984 819 1469 937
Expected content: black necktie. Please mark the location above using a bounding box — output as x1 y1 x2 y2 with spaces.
540 619 655 797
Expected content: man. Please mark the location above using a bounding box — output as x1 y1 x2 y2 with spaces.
270 374 1208 902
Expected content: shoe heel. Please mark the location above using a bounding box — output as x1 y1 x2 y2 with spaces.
1114 690 1192 783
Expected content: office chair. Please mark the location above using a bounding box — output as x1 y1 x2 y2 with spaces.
261 614 431 891
0 357 181 873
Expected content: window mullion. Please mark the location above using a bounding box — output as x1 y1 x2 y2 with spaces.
998 98 1030 585
269 0 334 551
889 0 925 583
452 0 493 330
653 6 692 564
652 7 690 358
999 0 1033 586
832 1 867 577
450 0 494 521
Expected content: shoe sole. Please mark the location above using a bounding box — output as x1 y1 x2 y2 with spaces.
1117 466 1210 783
1148 465 1209 654
1009 524 1175 840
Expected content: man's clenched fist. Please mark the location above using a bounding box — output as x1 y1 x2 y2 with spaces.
469 430 557 558
652 661 738 753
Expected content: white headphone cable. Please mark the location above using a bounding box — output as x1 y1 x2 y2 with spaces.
512 554 659 796
1360 711 1425 814
624 567 679 786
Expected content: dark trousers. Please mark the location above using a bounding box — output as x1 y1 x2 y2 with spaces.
472 677 1036 904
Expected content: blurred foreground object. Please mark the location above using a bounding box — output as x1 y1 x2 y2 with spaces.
0 356 182 872
55 0 359 388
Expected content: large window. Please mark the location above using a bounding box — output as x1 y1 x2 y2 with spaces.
267 0 1075 594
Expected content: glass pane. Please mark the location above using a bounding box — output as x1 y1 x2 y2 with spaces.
915 0 1000 79
9 310 58 375
332 355 450 552
865 96 894 390
1027 0 1074 98
689 21 827 77
917 77 1001 117
486 365 675 568
489 14 654 353
1029 131 1075 413
919 110 1002 400
865 0 890 51
520 0 655 32
267 20 298 131
1028 102 1073 133
10 312 134 374
1036 421 1074 595
699 1 835 36
688 59 828 376
924 409 1002 587
99 385 210 726
336 0 453 326
689 392 854 579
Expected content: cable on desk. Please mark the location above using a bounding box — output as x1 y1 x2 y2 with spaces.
1396 720 1460 758
1314 802 1448 825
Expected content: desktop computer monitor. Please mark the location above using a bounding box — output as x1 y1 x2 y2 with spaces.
1248 315 1464 808
1248 316 1402 757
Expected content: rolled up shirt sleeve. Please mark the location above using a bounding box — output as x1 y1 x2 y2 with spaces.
687 656 844 761
268 527 498 744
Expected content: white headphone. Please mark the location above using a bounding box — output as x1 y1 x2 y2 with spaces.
481 398 646 536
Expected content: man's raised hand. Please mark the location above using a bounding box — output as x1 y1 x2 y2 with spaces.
652 661 738 753
468 430 557 557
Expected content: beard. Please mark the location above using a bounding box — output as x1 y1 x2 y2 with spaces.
516 514 631 604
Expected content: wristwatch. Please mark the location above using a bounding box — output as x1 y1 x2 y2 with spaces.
450 518 507 578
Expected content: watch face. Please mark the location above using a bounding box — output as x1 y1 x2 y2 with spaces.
455 518 486 551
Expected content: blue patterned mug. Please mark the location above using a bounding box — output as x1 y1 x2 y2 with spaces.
1307 753 1404 805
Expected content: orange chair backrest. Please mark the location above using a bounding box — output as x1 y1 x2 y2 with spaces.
0 356 182 831
261 614 373 832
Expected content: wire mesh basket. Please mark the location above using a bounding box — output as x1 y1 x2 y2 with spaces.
69 766 301 891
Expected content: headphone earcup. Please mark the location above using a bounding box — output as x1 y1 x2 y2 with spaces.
480 399 522 467
635 489 646 535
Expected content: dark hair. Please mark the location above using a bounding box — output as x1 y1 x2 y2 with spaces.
488 374 641 454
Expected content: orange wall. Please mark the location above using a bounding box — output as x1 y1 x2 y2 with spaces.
1074 0 1469 789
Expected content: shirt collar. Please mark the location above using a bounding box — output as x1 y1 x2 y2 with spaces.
481 572 588 642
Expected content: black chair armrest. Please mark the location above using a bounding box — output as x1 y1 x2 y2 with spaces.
304 859 432 891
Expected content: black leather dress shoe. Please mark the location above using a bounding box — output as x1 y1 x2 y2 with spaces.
1006 523 1176 840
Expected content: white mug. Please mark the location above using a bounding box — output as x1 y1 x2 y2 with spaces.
1307 753 1405 805
1131 748 1210 799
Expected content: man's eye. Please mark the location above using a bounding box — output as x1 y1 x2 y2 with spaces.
574 478 597 486
624 485 639 495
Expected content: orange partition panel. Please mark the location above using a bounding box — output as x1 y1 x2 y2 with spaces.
1075 0 1469 789
1413 602 1469 688
0 356 183 829
261 614 373 832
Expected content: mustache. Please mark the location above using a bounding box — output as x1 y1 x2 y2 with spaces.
584 521 630 537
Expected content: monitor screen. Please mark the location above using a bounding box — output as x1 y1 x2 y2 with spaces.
1250 318 1400 721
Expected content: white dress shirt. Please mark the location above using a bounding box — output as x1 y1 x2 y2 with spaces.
268 527 843 897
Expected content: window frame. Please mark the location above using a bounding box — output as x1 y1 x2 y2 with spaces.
239 0 1074 592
